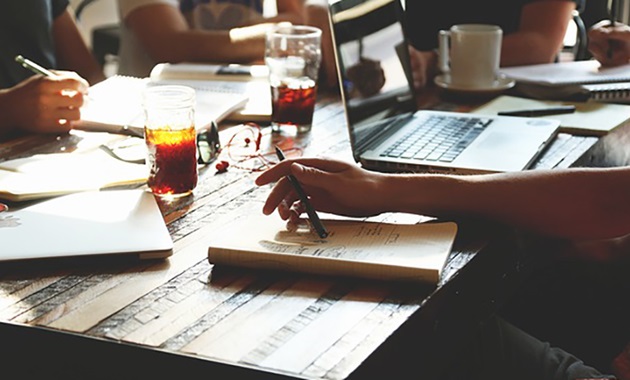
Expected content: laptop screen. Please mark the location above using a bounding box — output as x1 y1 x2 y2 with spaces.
328 0 416 157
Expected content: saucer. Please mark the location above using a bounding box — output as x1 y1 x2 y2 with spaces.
434 74 515 95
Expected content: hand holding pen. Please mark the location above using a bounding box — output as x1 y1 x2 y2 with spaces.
9 55 89 134
274 147 329 238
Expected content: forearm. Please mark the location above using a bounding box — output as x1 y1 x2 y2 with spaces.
53 10 105 84
500 0 575 66
383 168 630 240
154 28 266 63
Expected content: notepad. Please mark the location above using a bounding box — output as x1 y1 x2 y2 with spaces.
150 62 272 122
500 60 630 86
207 214 457 283
0 132 147 202
76 75 249 135
472 95 630 136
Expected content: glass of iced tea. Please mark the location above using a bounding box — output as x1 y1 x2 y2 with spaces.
265 25 322 134
143 85 198 198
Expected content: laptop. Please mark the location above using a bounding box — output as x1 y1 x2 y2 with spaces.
327 0 559 174
0 189 173 262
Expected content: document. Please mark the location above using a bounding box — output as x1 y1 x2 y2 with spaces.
472 95 630 136
0 132 147 202
76 75 249 135
150 62 272 122
207 214 457 283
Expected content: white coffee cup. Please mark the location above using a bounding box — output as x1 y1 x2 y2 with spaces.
438 24 502 89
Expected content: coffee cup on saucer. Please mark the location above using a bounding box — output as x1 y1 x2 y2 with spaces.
435 24 514 93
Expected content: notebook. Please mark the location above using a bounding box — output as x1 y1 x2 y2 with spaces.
77 75 248 136
500 60 630 87
327 0 560 174
150 62 272 122
208 213 457 283
0 189 173 262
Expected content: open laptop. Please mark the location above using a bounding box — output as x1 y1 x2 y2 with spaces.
0 189 173 262
327 0 559 174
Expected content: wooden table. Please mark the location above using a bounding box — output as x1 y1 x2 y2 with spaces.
0 88 605 379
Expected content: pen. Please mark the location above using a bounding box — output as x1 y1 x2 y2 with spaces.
15 55 56 77
608 0 617 59
274 146 329 239
15 54 94 102
497 105 576 117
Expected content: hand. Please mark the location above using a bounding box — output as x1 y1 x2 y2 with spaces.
588 21 630 67
0 71 88 135
255 158 390 221
408 46 438 89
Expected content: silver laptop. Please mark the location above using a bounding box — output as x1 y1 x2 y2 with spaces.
327 0 559 174
0 189 173 262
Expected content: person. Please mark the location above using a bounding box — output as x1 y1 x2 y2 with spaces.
588 21 630 66
117 0 305 77
0 0 105 139
254 156 630 379
405 0 577 88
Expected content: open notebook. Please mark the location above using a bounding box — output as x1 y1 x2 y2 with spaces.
0 189 172 262
76 75 248 136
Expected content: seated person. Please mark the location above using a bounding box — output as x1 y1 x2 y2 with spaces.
405 0 577 88
588 21 630 66
0 0 105 139
117 0 305 77
254 156 630 379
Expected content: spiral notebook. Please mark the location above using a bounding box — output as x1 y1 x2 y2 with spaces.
582 82 630 104
77 75 248 136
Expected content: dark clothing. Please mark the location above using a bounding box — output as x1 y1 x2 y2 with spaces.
500 256 630 375
442 315 613 380
0 0 69 88
404 0 533 51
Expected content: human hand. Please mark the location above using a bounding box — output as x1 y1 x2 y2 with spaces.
255 158 391 221
1 71 88 135
588 21 630 66
408 46 438 89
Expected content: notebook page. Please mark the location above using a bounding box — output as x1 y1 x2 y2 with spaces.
208 214 457 283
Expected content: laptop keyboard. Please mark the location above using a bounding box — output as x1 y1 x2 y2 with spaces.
381 115 492 162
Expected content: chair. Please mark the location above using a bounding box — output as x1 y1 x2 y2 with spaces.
74 0 121 67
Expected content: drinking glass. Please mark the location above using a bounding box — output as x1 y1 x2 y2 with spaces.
265 24 322 134
143 85 198 198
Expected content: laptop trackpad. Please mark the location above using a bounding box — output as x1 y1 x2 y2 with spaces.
456 131 540 171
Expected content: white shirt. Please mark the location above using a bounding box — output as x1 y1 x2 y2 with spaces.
117 0 177 77
117 0 265 77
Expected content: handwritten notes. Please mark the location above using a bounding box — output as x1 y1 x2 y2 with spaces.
207 214 457 283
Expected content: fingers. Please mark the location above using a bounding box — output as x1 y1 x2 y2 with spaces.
262 176 295 216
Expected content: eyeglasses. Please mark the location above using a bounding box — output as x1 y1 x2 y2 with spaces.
197 120 221 165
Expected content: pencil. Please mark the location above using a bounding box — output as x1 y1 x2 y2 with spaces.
274 146 329 239
15 55 56 77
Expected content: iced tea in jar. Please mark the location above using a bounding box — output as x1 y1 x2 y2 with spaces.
143 85 197 198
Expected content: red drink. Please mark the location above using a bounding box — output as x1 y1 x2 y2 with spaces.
145 125 197 197
271 78 317 131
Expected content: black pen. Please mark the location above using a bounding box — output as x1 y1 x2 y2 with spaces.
497 105 576 117
608 0 617 59
274 146 329 239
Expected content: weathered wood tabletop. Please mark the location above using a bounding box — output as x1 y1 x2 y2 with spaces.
0 88 601 379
